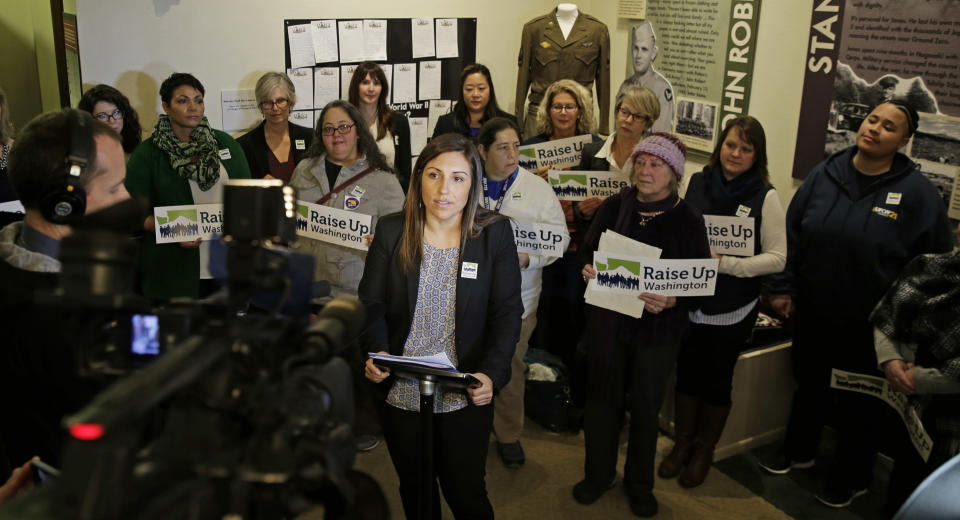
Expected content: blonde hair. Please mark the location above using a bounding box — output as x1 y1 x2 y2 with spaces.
536 79 597 136
254 72 297 112
616 85 660 126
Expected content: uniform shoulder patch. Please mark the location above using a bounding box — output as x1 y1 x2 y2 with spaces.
665 88 673 102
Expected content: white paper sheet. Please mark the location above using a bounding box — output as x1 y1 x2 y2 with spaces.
411 17 435 58
409 117 428 156
313 67 340 109
392 63 417 104
337 20 365 64
286 67 314 111
418 60 442 101
363 19 388 61
310 20 338 63
584 231 661 318
340 64 359 101
289 110 315 130
220 89 260 134
435 18 459 58
379 64 393 104
287 23 315 69
427 100 452 137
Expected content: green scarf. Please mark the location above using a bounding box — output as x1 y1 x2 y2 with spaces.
152 114 222 191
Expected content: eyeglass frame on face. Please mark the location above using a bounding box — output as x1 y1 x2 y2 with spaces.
550 103 579 113
260 98 290 110
321 123 356 136
618 106 649 123
94 109 124 122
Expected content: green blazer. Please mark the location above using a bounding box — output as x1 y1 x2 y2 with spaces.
125 129 251 299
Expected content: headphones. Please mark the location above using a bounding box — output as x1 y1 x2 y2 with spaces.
40 108 93 225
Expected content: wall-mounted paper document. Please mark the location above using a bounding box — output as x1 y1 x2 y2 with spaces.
337 20 365 63
703 215 755 257
314 67 340 109
287 23 315 69
411 18 435 58
510 220 569 258
295 200 372 251
427 100 452 137
154 204 223 243
286 67 314 111
435 18 459 58
548 170 630 201
393 63 417 104
289 110 314 130
340 64 359 102
221 89 260 135
379 64 393 104
363 19 388 61
409 117 428 156
418 60 442 101
310 20 338 63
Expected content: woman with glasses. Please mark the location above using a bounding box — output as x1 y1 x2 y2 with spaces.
77 84 142 155
288 100 404 298
125 73 251 300
237 72 314 183
348 62 412 193
432 63 516 141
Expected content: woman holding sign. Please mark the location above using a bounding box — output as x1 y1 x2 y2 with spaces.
348 62 412 192
236 72 314 183
659 116 786 488
359 133 523 519
288 100 404 299
126 73 251 300
577 132 710 517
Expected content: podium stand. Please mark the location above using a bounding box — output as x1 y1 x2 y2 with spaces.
371 359 479 520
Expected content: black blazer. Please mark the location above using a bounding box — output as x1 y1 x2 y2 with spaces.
578 140 611 171
431 109 517 140
384 112 412 192
236 120 315 178
358 213 523 391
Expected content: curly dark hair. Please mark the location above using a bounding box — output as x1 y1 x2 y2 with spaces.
159 73 205 104
304 100 391 173
78 84 142 154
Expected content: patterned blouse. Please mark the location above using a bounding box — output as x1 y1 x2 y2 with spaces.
386 243 468 413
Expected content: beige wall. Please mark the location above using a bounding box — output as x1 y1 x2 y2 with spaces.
0 0 62 133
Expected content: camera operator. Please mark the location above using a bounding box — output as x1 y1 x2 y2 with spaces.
0 109 129 479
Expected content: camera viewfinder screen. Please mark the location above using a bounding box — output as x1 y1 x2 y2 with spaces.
131 314 160 355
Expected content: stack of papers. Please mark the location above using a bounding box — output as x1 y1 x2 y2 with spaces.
368 352 457 371
584 230 661 318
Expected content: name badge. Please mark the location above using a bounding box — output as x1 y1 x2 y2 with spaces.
461 262 478 279
886 192 902 205
218 149 232 160
511 191 522 201
295 139 306 150
735 204 751 218
344 195 360 210
351 185 366 198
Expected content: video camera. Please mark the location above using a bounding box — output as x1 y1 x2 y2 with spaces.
1 180 368 519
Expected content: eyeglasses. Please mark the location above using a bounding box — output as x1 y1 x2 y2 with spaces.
260 98 289 110
94 109 123 122
550 104 579 113
321 123 355 136
618 107 648 123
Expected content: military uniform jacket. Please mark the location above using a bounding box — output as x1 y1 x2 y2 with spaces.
515 9 611 135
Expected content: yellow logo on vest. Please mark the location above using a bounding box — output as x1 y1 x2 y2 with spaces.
872 206 898 221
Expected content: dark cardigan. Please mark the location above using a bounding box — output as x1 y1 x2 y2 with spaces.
236 120 314 179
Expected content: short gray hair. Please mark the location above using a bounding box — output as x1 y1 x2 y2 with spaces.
255 72 297 111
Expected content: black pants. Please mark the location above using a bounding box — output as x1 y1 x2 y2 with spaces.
782 311 888 490
534 251 588 407
583 339 679 495
380 402 494 520
675 308 758 406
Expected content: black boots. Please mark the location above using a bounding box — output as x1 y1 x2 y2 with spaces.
678 403 731 488
657 393 699 479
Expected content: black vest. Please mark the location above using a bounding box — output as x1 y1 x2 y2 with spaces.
684 167 772 315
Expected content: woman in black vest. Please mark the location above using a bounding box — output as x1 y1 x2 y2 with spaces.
658 116 786 487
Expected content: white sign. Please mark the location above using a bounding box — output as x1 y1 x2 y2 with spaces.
704 215 755 256
584 232 661 318
592 254 719 297
296 200 372 251
220 90 260 134
510 219 569 258
548 170 630 201
518 134 593 171
154 204 223 243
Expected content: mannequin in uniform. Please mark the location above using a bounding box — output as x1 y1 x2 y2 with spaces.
618 22 675 133
516 4 610 140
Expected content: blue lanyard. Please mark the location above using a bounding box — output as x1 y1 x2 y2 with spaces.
481 175 509 213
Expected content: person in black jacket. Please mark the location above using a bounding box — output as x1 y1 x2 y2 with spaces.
432 64 516 141
236 72 313 182
360 133 522 520
758 101 955 509
348 62 412 192
660 116 786 488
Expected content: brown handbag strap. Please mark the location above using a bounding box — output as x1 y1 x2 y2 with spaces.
315 167 376 205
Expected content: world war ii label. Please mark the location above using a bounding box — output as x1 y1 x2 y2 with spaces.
510 219 569 258
295 200 372 251
154 204 223 243
548 170 631 201
703 215 755 256
518 134 594 171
